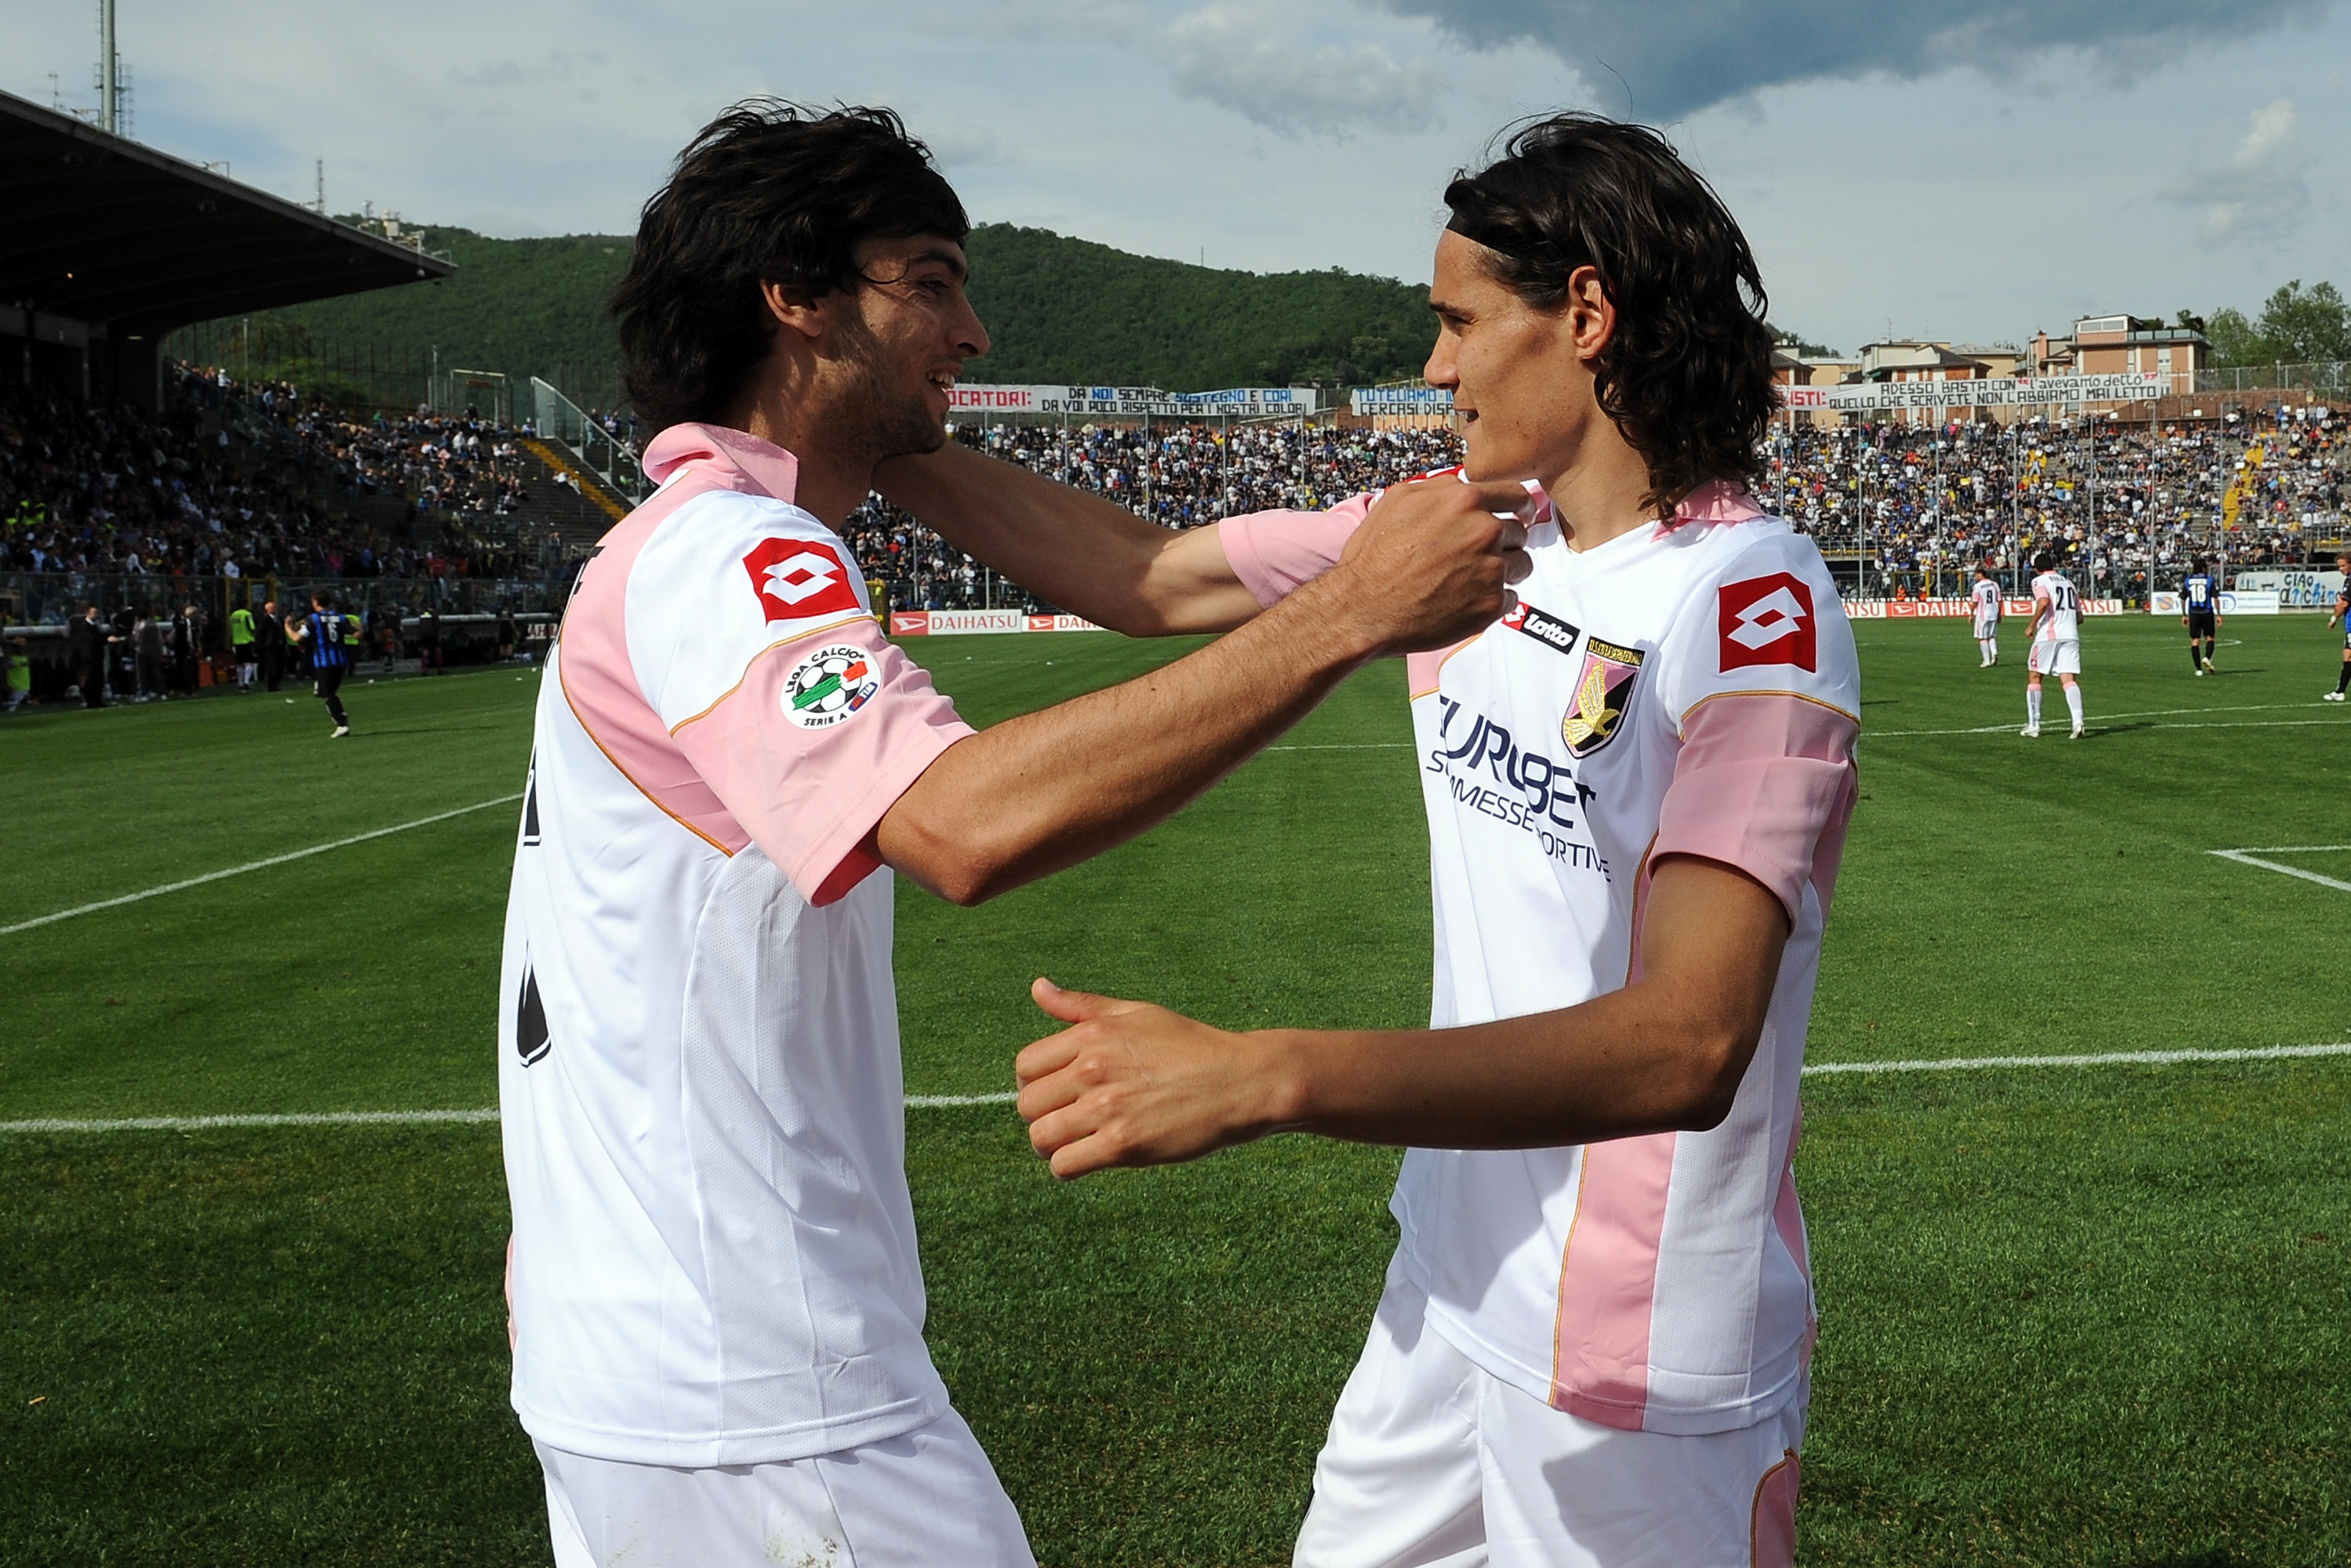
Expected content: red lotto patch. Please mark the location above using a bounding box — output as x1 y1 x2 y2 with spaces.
1717 574 1817 672
741 538 861 622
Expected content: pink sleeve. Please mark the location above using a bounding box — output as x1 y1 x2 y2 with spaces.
1216 493 1374 608
1651 693 1859 923
670 621 974 906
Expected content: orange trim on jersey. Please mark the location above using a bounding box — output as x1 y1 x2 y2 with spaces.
664 613 878 737
1407 631 1487 701
1677 687 1860 740
1547 1143 1594 1406
555 621 734 858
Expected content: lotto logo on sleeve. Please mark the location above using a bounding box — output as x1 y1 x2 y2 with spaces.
742 538 863 622
783 644 880 729
1718 574 1817 672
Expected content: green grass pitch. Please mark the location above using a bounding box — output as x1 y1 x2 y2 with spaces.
3 614 2347 1566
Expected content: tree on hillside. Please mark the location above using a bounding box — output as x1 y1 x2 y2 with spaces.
2206 281 2351 368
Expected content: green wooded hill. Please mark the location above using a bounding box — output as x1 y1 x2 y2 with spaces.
213 221 1438 406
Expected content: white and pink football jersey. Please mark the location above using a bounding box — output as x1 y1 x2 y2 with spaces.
500 423 973 1466
1222 479 1860 1436
2030 570 2081 642
1972 578 2000 626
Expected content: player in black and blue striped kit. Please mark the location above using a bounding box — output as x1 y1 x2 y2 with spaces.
288 589 352 737
2181 562 2220 675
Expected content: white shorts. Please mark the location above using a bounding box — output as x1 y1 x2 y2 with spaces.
2028 638 2080 677
1295 1258 1805 1568
537 1407 1034 1568
1973 617 1998 639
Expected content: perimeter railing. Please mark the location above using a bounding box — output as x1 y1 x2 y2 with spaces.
531 378 648 505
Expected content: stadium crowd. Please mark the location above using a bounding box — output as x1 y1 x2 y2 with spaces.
842 405 2344 612
846 421 1463 610
1762 405 2344 597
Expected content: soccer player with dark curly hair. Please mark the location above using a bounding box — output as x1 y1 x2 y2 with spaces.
883 112 1859 1567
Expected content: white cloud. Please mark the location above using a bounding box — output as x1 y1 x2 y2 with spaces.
1161 6 1440 134
952 0 1440 135
2162 98 2310 248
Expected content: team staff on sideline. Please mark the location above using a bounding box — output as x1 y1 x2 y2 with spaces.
2182 559 2221 675
286 590 352 737
1971 564 2001 667
258 598 288 691
68 603 110 708
2023 550 2085 739
2327 554 2351 702
499 102 1523 1568
229 600 258 689
884 113 1857 1568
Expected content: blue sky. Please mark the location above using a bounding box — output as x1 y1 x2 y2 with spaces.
13 0 2347 357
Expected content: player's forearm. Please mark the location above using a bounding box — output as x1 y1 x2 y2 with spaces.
878 572 1372 906
874 443 1259 636
1258 980 1763 1150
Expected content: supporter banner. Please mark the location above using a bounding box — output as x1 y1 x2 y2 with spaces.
947 384 1316 419
2219 591 2281 615
1842 597 2125 618
1352 387 1454 415
2234 570 2345 608
890 610 1107 636
1779 373 2165 414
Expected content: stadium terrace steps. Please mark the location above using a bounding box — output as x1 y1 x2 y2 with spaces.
516 437 626 545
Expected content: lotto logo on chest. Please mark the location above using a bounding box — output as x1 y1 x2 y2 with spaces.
742 538 863 622
1718 574 1817 672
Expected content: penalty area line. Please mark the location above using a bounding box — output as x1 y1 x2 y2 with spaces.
2208 847 2351 894
1 795 524 936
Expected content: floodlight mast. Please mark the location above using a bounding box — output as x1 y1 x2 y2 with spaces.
98 0 118 135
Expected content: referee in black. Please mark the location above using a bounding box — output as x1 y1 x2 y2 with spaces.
288 589 353 737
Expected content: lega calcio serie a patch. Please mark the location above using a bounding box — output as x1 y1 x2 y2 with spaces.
783 643 880 729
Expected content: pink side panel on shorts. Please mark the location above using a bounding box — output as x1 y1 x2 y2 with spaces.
1772 1105 1817 1360
1751 1450 1801 1568
1654 694 1860 925
1552 1132 1679 1429
670 622 973 907
558 476 752 856
1217 494 1371 608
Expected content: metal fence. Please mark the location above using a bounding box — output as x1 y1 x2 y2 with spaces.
2195 362 2351 398
531 377 647 502
0 572 574 642
165 317 436 416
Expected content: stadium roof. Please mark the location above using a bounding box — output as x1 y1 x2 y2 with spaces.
0 88 453 335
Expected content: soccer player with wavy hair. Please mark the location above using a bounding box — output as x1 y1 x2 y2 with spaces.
883 112 1860 1567
499 100 1524 1566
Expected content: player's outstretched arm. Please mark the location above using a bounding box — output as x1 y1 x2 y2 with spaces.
1013 853 1790 1177
873 440 1273 636
874 479 1531 907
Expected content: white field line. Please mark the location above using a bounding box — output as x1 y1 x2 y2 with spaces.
1 795 523 936
10 1047 2348 1135
2208 846 2351 894
1266 742 1413 751
1871 699 2346 739
1803 1041 2351 1076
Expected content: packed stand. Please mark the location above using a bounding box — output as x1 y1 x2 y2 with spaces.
845 422 1465 611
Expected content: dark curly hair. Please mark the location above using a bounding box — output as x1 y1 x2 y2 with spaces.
1443 114 1775 518
612 101 969 436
